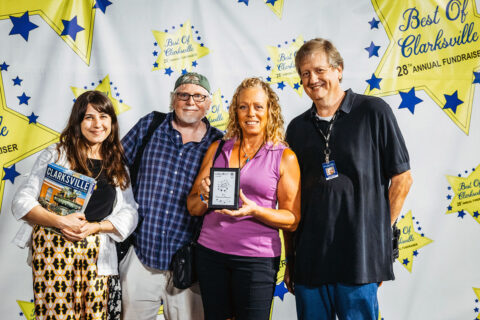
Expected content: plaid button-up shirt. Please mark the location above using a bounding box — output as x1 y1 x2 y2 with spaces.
122 112 223 270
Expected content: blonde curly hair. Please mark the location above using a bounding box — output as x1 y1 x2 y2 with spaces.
224 77 286 146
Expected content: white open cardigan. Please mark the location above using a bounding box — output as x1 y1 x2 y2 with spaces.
11 144 139 276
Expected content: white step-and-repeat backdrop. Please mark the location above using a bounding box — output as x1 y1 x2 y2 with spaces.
1 1 480 319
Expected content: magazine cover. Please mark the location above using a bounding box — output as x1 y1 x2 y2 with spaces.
38 163 97 234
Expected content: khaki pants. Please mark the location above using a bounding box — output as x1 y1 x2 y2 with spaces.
119 246 204 320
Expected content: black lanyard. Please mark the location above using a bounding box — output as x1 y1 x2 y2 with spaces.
314 111 339 163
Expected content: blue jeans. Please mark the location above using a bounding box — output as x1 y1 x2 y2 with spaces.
295 283 379 320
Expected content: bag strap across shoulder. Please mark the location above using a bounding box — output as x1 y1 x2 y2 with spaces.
213 139 226 164
130 111 167 188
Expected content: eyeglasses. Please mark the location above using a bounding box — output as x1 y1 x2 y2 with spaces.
175 92 208 102
300 66 333 79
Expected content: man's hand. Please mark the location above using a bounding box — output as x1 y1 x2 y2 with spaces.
284 258 295 294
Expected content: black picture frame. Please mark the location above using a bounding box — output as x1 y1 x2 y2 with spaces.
208 167 240 210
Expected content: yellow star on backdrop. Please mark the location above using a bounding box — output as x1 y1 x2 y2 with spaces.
70 75 131 115
152 20 210 73
17 300 35 320
369 0 480 134
446 164 480 223
0 71 59 210
397 211 433 272
0 0 97 65
473 288 480 319
207 89 229 131
267 35 304 96
264 0 285 19
276 231 287 283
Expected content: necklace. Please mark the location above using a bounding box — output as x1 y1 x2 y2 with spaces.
89 159 104 180
94 164 103 180
239 138 265 167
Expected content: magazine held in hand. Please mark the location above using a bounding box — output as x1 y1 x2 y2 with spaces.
38 163 97 234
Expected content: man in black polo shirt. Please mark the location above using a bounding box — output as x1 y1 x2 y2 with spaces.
285 38 413 319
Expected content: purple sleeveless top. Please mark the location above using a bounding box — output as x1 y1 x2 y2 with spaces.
197 138 287 257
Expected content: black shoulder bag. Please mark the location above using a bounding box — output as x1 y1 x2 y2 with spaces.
116 111 167 262
170 139 225 289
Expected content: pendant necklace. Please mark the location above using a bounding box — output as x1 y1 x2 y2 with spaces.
239 138 265 168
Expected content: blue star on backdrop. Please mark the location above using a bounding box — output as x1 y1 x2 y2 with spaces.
94 0 113 14
3 165 21 184
457 210 466 218
28 112 39 124
399 87 423 114
9 11 38 41
402 258 410 266
17 92 31 105
12 76 23 86
368 17 380 29
61 16 84 41
266 0 278 5
274 281 289 301
473 71 480 84
238 0 249 5
0 62 9 71
294 82 300 90
277 81 286 90
443 91 463 113
165 67 173 76
365 41 380 58
366 74 382 90
474 211 479 218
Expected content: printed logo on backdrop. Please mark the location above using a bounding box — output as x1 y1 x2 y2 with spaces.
368 0 480 134
396 211 433 272
206 90 230 131
71 75 132 115
473 287 480 319
0 64 59 210
237 0 285 19
0 0 111 65
151 20 210 77
445 165 480 223
265 36 304 96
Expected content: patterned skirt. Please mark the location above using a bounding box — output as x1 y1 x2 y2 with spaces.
31 226 109 320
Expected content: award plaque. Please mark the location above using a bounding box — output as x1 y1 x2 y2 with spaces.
208 167 240 210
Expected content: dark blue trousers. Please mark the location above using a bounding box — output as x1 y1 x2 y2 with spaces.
295 282 379 320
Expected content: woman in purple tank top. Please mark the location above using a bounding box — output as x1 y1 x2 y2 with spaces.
187 77 301 320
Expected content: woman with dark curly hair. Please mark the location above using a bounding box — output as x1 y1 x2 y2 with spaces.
12 90 138 320
187 77 301 320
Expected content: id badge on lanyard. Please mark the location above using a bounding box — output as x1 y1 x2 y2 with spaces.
317 112 339 180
